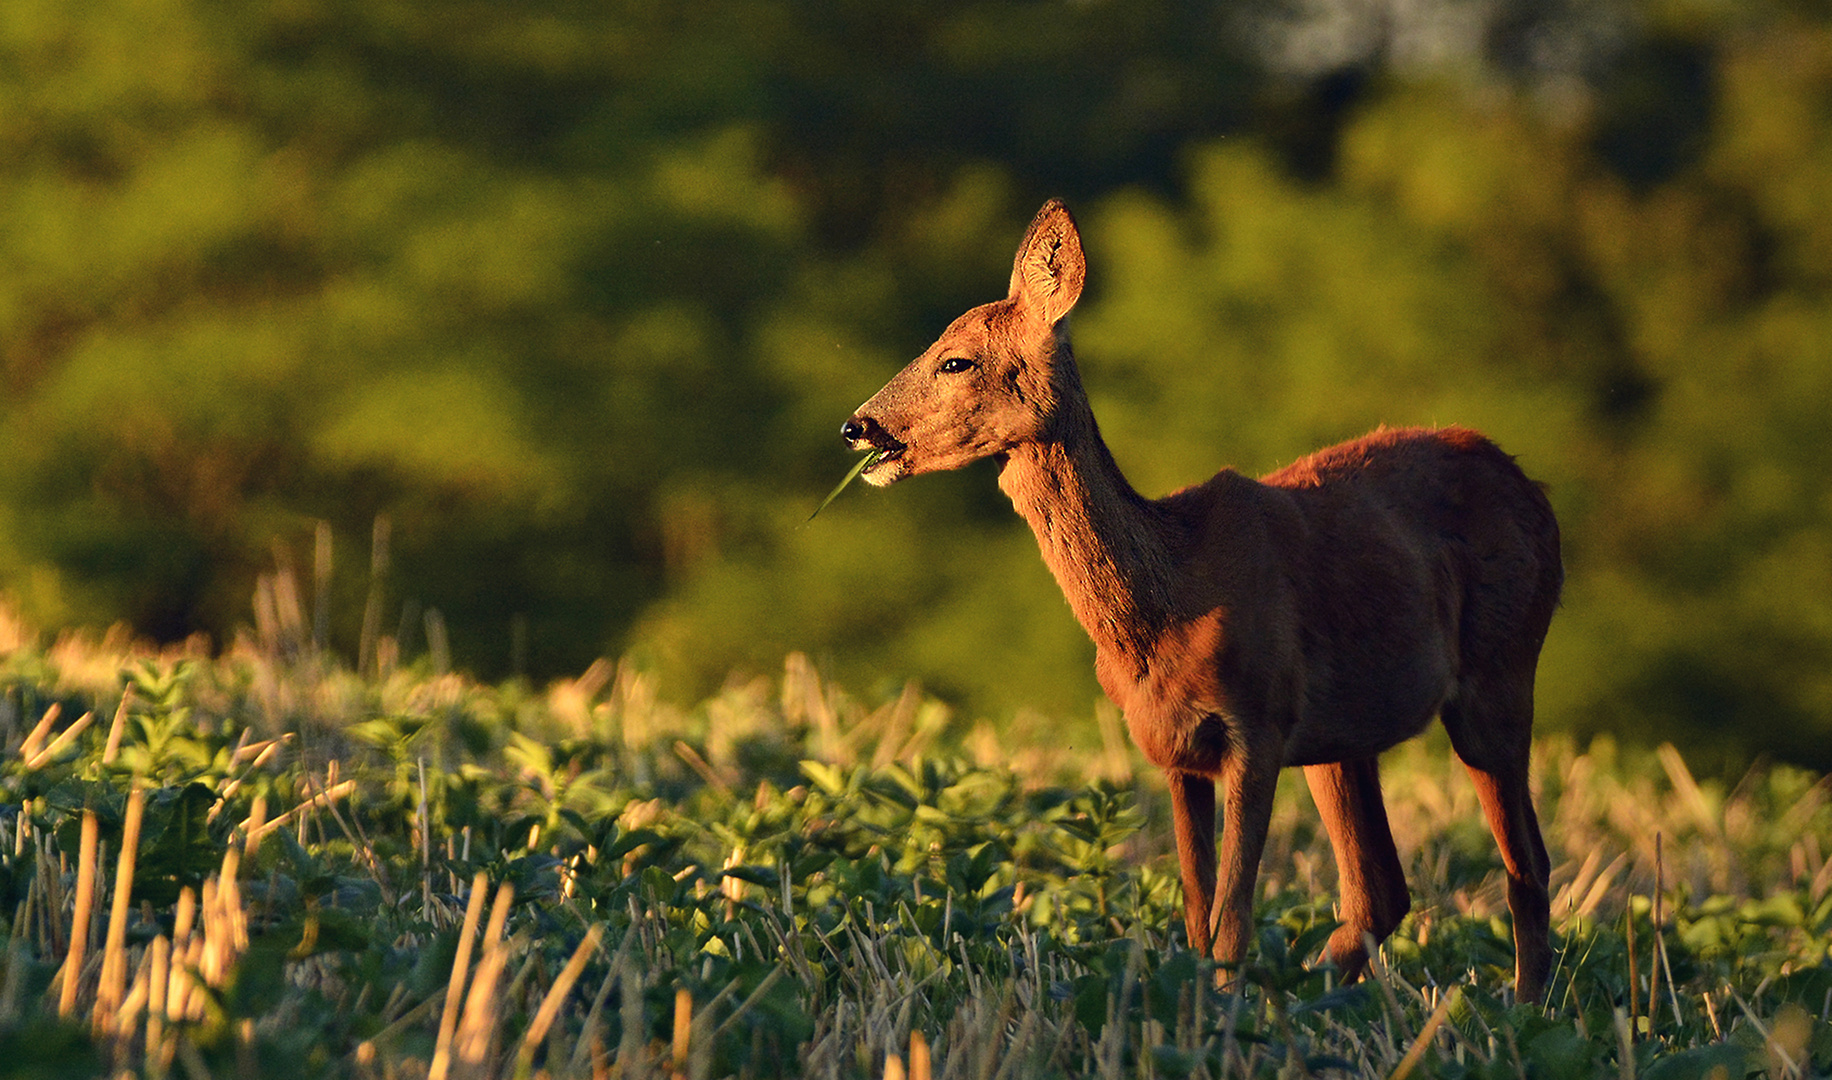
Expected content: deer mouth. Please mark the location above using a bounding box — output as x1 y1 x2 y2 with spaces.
859 441 907 484
863 446 904 469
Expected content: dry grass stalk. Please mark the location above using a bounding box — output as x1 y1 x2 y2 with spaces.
179 846 249 1012
233 735 289 766
17 703 60 761
210 738 287 821
1555 850 1628 922
1 939 29 1020
93 785 145 1034
721 846 746 921
1729 994 1811 1080
25 710 94 769
113 939 154 1063
1387 987 1459 1080
672 987 692 1080
196 879 223 991
1656 743 1717 836
243 794 269 860
453 883 517 1074
1362 937 1414 1058
615 950 647 1074
865 682 920 769
146 934 171 1073
246 779 358 843
546 659 614 740
16 843 39 955
418 756 432 914
429 872 492 1080
909 1030 931 1080
1648 832 1665 1028
673 741 731 800
102 686 133 765
217 844 246 943
1613 1009 1635 1080
58 808 100 1017
780 653 841 764
1625 904 1640 1040
566 927 636 1077
709 967 788 1047
306 762 392 896
168 888 195 1025
32 828 66 955
515 923 603 1074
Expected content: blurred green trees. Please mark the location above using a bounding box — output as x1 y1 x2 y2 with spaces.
1 0 1829 769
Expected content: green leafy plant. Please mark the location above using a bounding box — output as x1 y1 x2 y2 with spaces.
0 626 1828 1078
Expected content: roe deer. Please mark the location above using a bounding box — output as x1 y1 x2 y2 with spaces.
840 200 1562 1001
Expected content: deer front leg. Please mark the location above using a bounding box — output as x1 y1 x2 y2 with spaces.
1167 770 1218 955
1209 734 1282 972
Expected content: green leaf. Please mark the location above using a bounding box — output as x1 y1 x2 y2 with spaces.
1522 1024 1594 1079
1073 972 1111 1038
800 760 850 796
806 450 882 521
1642 1044 1752 1080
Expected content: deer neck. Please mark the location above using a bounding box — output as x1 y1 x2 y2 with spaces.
997 389 1176 677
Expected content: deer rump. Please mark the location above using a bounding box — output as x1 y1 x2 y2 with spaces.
841 199 1561 1002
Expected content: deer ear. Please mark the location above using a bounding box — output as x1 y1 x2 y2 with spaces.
1008 199 1085 325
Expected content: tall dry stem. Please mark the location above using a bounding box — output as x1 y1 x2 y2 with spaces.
168 888 195 1023
452 882 517 1075
430 871 491 1080
93 785 145 1034
1648 832 1665 1028
1625 903 1640 1041
17 704 60 762
1388 987 1459 1080
58 808 100 1017
671 988 692 1080
102 687 132 765
146 934 171 1076
112 937 153 1068
909 1030 931 1080
516 923 604 1074
25 710 93 769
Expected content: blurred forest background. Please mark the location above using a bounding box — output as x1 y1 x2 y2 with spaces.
1 0 1829 771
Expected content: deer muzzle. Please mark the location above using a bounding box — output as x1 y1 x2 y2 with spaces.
839 415 908 484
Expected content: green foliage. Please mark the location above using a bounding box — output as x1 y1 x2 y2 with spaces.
0 636 1827 1077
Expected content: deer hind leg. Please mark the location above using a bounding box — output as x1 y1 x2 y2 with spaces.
1167 770 1218 956
1304 757 1410 983
1442 690 1553 1004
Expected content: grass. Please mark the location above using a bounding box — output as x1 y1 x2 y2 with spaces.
0 602 1829 1079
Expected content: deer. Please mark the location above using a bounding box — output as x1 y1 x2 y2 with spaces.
839 200 1562 1002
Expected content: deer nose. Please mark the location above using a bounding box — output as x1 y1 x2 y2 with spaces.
840 417 867 444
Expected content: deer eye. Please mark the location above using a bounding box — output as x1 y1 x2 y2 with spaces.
938 357 976 374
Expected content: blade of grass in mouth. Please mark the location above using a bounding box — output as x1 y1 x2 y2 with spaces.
807 450 884 521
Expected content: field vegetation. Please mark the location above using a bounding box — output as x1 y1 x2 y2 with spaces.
3 0 1832 767
2 604 1829 1079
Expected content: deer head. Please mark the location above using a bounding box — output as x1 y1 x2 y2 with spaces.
841 200 1087 486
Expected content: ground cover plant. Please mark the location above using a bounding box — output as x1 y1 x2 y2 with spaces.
1 605 1830 1078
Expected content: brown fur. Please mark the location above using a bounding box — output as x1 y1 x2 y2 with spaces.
842 201 1561 1001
